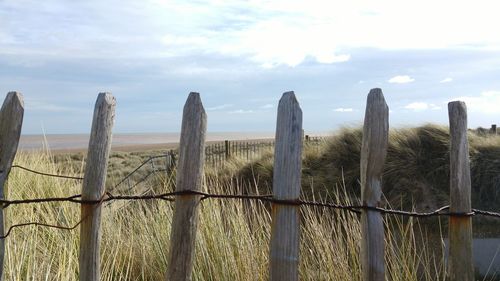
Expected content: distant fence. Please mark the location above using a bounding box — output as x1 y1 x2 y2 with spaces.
474 124 498 135
158 136 324 170
205 139 276 167
1 90 500 281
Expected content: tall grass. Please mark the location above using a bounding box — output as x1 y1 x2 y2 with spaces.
234 124 500 211
3 150 445 280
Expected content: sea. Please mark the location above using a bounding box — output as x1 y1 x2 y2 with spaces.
18 132 277 151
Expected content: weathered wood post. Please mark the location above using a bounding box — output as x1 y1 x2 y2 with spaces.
269 91 303 281
166 92 207 281
225 140 230 160
171 150 177 167
360 88 388 281
166 150 175 175
0 92 24 280
79 93 115 281
447 101 474 281
246 142 249 160
166 151 171 175
217 143 221 165
212 146 216 166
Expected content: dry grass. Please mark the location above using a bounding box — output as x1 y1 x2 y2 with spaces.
233 124 500 212
2 149 447 280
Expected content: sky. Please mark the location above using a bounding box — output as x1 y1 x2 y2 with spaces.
1 0 500 135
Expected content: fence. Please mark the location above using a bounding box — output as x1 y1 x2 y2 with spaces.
1 90 500 281
149 136 322 173
473 124 498 135
205 139 275 166
166 137 322 169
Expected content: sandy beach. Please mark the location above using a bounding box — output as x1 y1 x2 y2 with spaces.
19 132 277 153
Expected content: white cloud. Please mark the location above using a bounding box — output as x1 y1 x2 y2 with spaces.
333 107 354 112
229 109 254 114
3 0 500 67
25 99 76 112
316 54 351 64
260 104 274 109
453 90 500 114
404 102 441 111
207 104 233 111
261 62 278 69
225 18 351 67
440 77 453 83
388 75 415 84
161 35 209 47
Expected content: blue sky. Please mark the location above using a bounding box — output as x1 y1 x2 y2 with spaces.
1 0 500 134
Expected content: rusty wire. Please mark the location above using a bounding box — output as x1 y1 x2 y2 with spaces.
11 165 84 180
110 155 168 190
3 162 500 240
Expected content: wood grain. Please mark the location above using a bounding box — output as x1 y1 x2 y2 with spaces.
269 91 303 281
166 92 207 281
360 88 388 281
79 93 116 281
447 101 474 281
0 92 24 281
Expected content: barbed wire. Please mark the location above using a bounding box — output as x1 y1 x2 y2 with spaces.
1 189 496 218
110 155 168 190
11 155 169 191
11 165 84 180
122 168 168 192
3 161 500 241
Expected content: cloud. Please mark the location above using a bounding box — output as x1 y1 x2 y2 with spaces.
333 107 354 112
440 77 453 83
404 102 441 111
316 54 351 64
260 104 274 109
229 109 254 114
207 104 233 111
453 90 500 114
3 0 500 68
388 75 415 84
25 99 77 112
161 35 209 47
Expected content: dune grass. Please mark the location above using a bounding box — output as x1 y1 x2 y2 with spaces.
3 148 447 280
234 124 500 212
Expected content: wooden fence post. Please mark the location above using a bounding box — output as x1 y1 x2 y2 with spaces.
0 92 24 280
269 91 303 281
225 140 230 160
217 143 221 165
246 142 249 160
166 150 175 175
79 93 116 281
360 88 388 281
166 92 207 281
447 101 474 281
166 151 171 175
